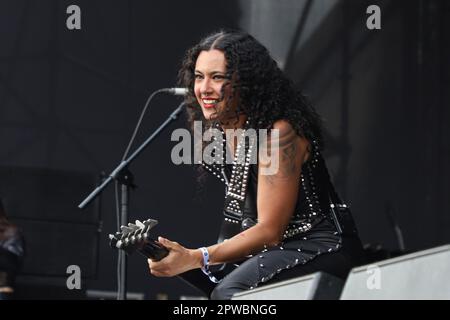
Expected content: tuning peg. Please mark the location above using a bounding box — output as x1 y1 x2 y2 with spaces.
143 219 158 230
138 225 149 242
135 220 145 228
114 231 126 241
138 225 148 235
127 223 139 231
129 229 140 244
144 219 156 225
109 234 119 248
120 225 134 235
131 233 141 244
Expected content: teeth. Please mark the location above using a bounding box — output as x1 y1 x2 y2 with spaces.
203 99 217 104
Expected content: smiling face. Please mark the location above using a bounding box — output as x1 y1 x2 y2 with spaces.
194 49 233 121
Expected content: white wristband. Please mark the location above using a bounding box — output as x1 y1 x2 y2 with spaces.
200 247 210 268
199 247 220 283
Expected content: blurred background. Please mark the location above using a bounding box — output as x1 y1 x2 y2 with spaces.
0 0 449 299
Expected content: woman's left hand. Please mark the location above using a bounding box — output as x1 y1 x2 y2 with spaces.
147 237 202 277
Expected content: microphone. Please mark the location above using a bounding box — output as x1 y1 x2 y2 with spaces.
161 87 188 95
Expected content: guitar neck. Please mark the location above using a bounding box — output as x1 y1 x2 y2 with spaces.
136 240 169 261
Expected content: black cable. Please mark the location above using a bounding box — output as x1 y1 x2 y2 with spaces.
121 88 168 161
114 88 172 299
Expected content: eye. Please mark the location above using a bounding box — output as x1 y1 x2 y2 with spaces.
195 74 203 80
213 75 225 80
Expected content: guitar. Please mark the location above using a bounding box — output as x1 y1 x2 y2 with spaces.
109 218 245 295
108 219 169 261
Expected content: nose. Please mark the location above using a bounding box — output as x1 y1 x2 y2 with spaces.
200 78 212 96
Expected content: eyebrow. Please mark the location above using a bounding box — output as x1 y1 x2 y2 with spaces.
194 70 225 75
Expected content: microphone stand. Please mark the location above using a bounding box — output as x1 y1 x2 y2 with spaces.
78 101 185 300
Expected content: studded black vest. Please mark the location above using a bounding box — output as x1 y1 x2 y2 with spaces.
202 125 343 242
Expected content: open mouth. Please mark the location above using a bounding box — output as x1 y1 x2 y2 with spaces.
202 98 219 109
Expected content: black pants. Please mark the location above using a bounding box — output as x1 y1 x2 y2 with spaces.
179 226 366 300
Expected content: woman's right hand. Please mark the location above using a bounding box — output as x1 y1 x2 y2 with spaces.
147 237 203 277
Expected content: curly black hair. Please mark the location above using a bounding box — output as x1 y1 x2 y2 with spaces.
178 29 324 148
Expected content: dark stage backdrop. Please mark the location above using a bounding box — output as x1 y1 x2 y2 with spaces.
0 0 241 299
284 0 450 255
1 0 449 299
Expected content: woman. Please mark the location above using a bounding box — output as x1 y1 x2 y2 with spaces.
148 30 366 300
0 199 25 300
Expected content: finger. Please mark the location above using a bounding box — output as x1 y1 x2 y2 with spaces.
150 269 166 277
158 236 167 244
148 259 160 268
158 236 178 249
148 257 160 263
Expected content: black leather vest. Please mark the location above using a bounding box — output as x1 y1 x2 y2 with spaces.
202 128 347 242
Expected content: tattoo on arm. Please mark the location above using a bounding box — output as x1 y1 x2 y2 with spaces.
261 124 299 184
279 129 298 176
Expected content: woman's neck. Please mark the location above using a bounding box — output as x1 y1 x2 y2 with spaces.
220 114 248 131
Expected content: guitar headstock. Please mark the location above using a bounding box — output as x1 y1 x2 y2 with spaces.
109 218 169 261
